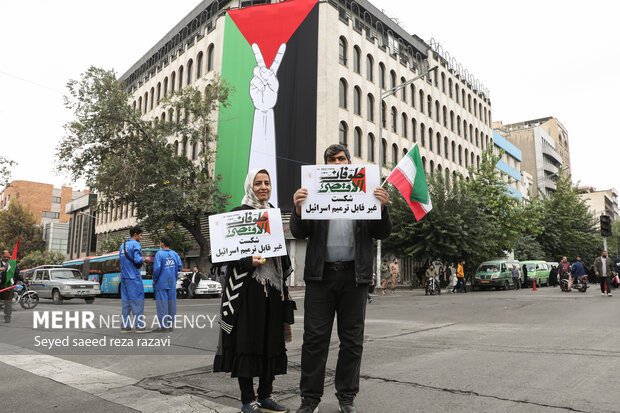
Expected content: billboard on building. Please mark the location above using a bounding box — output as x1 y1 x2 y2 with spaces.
215 0 319 211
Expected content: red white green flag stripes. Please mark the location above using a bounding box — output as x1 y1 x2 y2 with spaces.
4 237 20 287
386 144 432 221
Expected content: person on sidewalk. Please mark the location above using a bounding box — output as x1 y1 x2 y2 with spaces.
213 168 291 413
291 144 392 413
152 237 182 332
594 251 615 297
452 259 466 293
119 226 150 333
389 258 400 293
511 264 521 290
380 259 389 295
569 255 585 292
0 250 21 323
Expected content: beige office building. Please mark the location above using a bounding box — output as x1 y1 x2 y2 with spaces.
100 0 493 277
578 187 619 221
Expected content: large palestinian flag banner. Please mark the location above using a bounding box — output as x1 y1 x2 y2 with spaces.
215 0 319 210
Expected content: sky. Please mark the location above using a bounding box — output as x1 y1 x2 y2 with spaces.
1 0 618 192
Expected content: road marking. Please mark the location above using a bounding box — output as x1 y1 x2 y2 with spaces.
0 343 237 413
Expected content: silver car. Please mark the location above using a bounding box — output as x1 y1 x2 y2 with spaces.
29 266 100 304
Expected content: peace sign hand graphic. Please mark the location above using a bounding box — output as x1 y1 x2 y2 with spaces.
249 43 286 111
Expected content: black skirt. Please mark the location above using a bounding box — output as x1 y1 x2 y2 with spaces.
213 277 287 378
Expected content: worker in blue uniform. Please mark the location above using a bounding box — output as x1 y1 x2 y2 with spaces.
119 226 149 333
152 236 183 332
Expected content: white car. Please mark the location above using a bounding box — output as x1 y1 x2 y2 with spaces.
176 271 222 298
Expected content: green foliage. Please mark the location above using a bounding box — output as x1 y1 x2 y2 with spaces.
147 225 194 261
513 235 545 261
56 67 232 268
0 156 16 187
97 234 126 255
384 149 543 277
0 200 45 260
535 172 599 265
20 250 66 269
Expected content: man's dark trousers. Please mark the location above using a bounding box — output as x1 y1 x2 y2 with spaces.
1 289 14 320
300 267 368 403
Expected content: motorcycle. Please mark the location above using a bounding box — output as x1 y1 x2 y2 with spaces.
11 281 40 309
426 275 441 296
560 276 588 293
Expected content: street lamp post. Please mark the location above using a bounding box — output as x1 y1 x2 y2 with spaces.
375 65 438 288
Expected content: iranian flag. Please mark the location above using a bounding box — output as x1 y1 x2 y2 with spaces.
386 144 432 221
3 237 20 287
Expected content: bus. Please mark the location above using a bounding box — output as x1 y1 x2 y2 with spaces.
62 249 158 295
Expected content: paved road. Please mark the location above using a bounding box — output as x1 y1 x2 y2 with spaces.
1 285 619 412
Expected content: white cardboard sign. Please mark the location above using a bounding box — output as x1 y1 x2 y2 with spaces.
209 208 287 263
301 164 381 220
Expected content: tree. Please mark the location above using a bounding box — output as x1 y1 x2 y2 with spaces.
0 156 16 187
0 200 45 259
97 234 126 255
20 250 66 269
57 67 231 269
513 235 545 261
535 173 599 266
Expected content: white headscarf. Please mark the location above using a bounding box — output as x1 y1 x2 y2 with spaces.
241 168 271 209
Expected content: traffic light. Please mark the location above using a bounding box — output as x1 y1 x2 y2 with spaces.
600 215 612 237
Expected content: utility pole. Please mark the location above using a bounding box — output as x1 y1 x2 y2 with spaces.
375 65 438 288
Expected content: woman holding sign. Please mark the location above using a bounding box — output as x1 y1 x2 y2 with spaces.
213 168 293 413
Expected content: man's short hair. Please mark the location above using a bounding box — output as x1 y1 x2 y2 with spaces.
160 236 172 247
129 226 143 237
323 144 351 163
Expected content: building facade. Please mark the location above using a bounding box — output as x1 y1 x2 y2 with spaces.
66 193 98 260
108 0 493 283
578 186 619 221
0 180 87 225
494 119 565 199
492 130 525 200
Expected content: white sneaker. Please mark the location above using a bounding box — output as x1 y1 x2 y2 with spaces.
608 293 613 297
602 293 606 296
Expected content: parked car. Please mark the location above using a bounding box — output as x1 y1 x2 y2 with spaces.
28 266 100 304
474 260 520 290
521 261 551 287
176 271 222 298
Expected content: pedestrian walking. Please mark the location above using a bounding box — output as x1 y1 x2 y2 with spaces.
291 144 392 413
152 237 182 332
0 249 21 323
213 168 292 413
445 266 452 289
119 226 150 333
594 251 615 297
452 259 466 293
380 259 389 295
522 263 529 288
189 265 204 298
548 265 558 287
511 264 521 290
388 258 400 293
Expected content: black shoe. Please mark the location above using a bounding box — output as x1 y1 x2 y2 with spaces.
296 398 319 413
241 401 262 413
258 396 289 412
338 398 357 413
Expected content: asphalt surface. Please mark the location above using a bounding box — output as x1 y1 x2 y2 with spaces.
1 284 619 412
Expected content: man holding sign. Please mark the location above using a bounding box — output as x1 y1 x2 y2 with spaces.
291 144 391 413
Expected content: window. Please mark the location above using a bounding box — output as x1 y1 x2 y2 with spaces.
187 59 193 85
339 78 347 108
419 90 424 113
436 133 441 156
367 133 375 162
427 96 432 118
171 72 176 93
174 140 179 155
380 138 387 166
429 127 433 151
144 92 148 113
450 111 454 131
156 83 161 105
339 121 348 146
163 77 168 97
420 123 425 147
379 63 385 89
366 55 374 82
457 115 461 135
442 106 447 127
192 142 198 160
366 94 374 122
353 87 361 115
182 138 188 158
339 36 347 66
381 101 386 128
410 84 415 108
455 84 459 103
353 46 361 74
150 88 154 110
411 118 417 142
42 211 60 219
390 70 396 95
52 196 61 204
435 100 440 122
400 77 406 102
458 145 463 165
391 107 397 133
207 44 214 71
196 52 203 79
441 72 446 93
401 113 408 138
444 137 449 160
178 66 184 90
451 141 456 162
392 143 398 165
354 128 362 157
448 78 453 98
